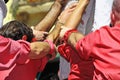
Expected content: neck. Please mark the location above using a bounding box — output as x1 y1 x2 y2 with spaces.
114 21 120 26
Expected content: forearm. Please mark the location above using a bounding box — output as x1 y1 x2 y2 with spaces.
68 32 84 48
65 0 89 29
60 0 89 47
29 21 63 60
34 1 63 32
46 1 79 44
46 21 63 43
29 41 51 59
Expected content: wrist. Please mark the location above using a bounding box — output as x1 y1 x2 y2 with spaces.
64 29 78 42
44 40 55 56
60 26 78 43
54 1 62 9
60 26 73 39
57 20 64 25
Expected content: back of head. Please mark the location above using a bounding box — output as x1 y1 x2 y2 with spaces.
0 20 34 42
112 0 120 12
112 0 120 19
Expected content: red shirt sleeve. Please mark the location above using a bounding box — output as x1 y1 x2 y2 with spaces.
0 36 30 69
75 27 103 60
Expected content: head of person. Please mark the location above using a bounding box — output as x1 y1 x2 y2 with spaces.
111 0 120 26
0 20 34 42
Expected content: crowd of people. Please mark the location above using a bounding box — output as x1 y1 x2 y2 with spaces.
1 0 120 80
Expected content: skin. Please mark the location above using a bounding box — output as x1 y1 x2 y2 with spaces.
29 41 51 59
34 0 68 32
59 0 89 48
29 0 68 59
32 0 68 41
29 0 89 59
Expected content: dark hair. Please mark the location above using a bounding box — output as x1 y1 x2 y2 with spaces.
4 0 9 3
0 20 34 42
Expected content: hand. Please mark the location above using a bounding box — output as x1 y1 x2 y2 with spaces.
58 2 78 24
34 30 48 41
59 26 72 39
29 41 51 59
31 26 48 41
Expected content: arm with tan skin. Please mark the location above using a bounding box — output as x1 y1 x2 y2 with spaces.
32 0 68 41
44 0 89 59
29 22 65 59
29 41 51 59
34 0 68 32
28 0 68 59
47 3 77 43
64 0 89 29
28 0 89 60
45 4 77 60
28 0 89 59
59 0 90 48
28 4 77 60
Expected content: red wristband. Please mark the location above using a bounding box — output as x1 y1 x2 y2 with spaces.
44 40 55 55
63 29 78 42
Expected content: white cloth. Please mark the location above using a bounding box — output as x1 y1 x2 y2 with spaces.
0 0 7 28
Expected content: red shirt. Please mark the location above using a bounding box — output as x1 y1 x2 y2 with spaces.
0 36 48 80
76 25 120 79
58 43 94 80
